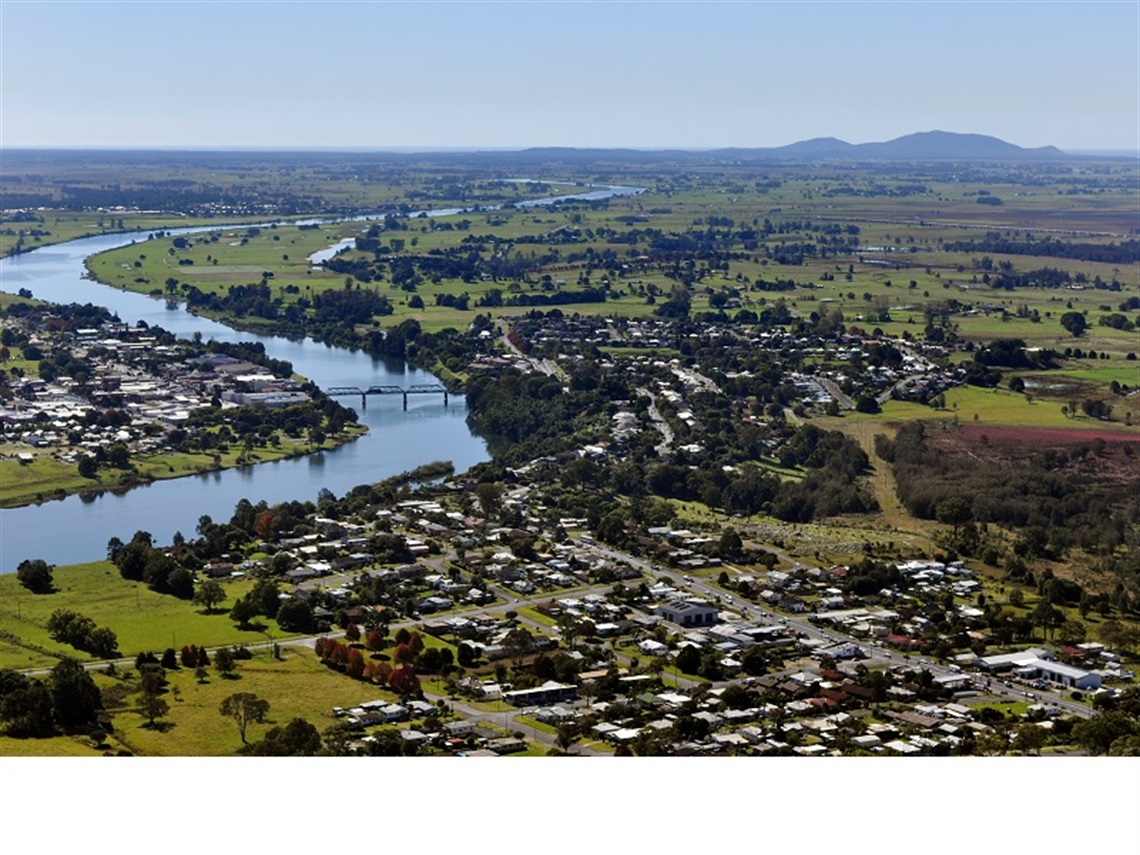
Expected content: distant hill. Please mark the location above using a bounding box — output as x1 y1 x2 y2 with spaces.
504 131 1068 164
843 130 1066 160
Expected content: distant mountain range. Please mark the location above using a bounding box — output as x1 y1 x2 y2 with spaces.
759 130 1066 160
508 131 1067 164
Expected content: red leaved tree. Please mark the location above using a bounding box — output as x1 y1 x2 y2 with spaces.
388 666 420 698
346 647 365 680
393 643 415 666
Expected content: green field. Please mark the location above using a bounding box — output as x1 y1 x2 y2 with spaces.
0 648 398 756
0 562 284 670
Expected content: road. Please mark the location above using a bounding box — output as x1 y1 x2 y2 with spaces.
637 386 674 455
497 319 566 381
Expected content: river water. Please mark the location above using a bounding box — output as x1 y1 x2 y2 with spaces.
0 183 643 568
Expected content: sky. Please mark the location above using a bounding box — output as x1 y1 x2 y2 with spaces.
1 1 1137 152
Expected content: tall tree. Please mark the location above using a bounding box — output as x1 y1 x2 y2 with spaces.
214 647 237 678
48 658 103 731
219 692 270 745
192 580 226 613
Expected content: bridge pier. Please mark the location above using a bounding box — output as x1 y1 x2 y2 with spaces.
443 390 448 407
402 391 408 410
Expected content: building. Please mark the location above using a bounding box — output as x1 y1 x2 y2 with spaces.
1014 659 1102 691
977 648 1051 672
502 680 578 707
657 598 719 628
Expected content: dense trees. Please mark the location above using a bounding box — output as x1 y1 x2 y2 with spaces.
16 559 53 594
877 422 1137 576
0 670 56 737
248 717 321 755
46 609 119 658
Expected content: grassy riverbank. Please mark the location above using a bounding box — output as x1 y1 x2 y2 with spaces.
0 425 367 510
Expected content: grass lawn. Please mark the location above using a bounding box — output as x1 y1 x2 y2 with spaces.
0 562 282 670
517 606 556 627
967 700 1032 718
16 648 397 757
515 714 558 735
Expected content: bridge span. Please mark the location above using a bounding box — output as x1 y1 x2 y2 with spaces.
327 384 449 409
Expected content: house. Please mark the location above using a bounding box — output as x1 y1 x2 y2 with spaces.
503 680 578 707
638 639 669 657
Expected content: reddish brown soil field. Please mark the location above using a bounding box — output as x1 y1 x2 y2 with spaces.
935 424 1140 447
927 423 1140 482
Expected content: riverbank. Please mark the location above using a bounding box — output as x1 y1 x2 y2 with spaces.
0 424 368 510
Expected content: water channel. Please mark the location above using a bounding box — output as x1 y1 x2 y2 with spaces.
0 183 643 568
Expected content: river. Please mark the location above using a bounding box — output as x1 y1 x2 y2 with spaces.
0 183 643 568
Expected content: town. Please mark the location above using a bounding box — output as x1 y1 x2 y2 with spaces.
0 302 360 507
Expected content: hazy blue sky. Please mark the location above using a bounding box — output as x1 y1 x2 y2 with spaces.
2 1 1136 151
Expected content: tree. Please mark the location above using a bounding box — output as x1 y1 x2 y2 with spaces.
16 559 54 594
345 648 366 680
1031 599 1063 641
675 645 701 675
740 645 768 677
388 666 420 699
555 722 581 754
1072 710 1136 756
475 482 503 518
935 497 973 537
457 642 477 668
48 658 103 731
0 672 55 738
138 691 170 727
1059 311 1087 337
229 595 258 630
192 580 226 612
219 692 270 744
76 454 98 479
88 627 119 658
502 627 535 669
717 529 743 560
276 598 314 633
214 647 237 678
365 629 386 652
165 563 196 598
249 717 322 756
1014 723 1048 755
